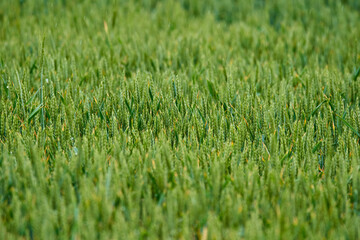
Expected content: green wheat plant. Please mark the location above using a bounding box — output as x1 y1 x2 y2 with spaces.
0 0 359 239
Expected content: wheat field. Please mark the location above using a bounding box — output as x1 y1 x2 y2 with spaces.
0 0 360 239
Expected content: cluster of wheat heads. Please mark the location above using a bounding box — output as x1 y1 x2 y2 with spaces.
0 0 359 239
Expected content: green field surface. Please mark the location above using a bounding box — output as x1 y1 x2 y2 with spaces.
0 0 360 239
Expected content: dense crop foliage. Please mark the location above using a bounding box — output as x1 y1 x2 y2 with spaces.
1 0 360 239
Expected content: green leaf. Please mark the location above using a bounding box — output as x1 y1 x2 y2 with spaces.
207 80 219 101
172 81 177 98
28 104 43 123
98 101 105 120
125 99 132 115
312 140 322 153
58 92 66 105
197 107 206 125
308 100 327 120
335 114 360 138
148 87 154 102
156 99 161 113
353 66 360 81
25 87 41 106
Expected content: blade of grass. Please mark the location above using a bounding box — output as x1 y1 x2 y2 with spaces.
207 80 219 101
335 113 360 138
312 140 323 153
28 104 43 123
196 107 206 125
308 100 327 120
125 99 133 115
40 36 45 130
26 87 41 105
353 66 360 81
148 87 154 102
16 71 26 119
172 81 177 98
